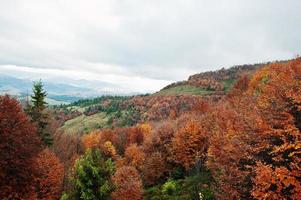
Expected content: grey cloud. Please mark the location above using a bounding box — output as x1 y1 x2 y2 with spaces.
0 0 300 91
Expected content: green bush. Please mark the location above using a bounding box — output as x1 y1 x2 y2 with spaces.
162 179 179 196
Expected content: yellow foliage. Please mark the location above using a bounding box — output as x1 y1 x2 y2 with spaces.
101 141 117 158
81 132 101 150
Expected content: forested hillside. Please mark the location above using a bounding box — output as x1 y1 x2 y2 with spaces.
54 60 287 135
1 58 300 199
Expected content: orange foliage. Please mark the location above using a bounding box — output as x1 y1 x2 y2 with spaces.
111 166 143 200
33 148 64 199
124 144 145 171
82 131 117 159
139 121 176 185
51 58 301 199
207 58 301 199
227 75 250 98
115 156 127 169
82 132 101 150
247 58 301 198
172 116 209 169
142 152 166 186
138 123 152 136
252 163 301 200
145 121 175 157
127 95 209 121
125 127 145 147
101 141 117 158
206 99 269 199
98 129 118 146
112 126 145 154
189 77 224 91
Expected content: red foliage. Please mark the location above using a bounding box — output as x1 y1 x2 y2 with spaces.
144 121 175 157
141 152 166 186
123 127 145 147
127 95 209 121
108 125 147 154
33 148 64 199
52 131 83 171
111 166 143 200
227 75 250 98
189 77 224 91
0 95 41 199
124 144 145 171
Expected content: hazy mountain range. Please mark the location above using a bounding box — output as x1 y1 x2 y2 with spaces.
0 74 138 104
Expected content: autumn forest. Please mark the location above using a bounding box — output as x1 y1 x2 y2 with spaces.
0 58 301 200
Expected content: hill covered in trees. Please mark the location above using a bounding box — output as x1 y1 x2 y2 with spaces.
1 58 300 199
55 60 286 135
158 60 293 96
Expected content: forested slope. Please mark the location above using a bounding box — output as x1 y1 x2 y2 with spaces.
1 58 300 199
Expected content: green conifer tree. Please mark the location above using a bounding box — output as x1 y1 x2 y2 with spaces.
30 80 53 146
61 149 115 200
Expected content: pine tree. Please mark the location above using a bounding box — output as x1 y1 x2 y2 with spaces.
62 149 115 200
31 80 47 110
30 80 53 146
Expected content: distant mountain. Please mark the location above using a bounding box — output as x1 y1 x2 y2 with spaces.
0 75 32 94
0 74 128 104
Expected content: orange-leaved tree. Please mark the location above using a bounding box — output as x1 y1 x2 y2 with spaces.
207 59 301 199
171 115 209 170
248 59 301 199
206 97 269 199
141 151 166 186
82 131 101 150
111 166 143 200
124 144 145 171
33 148 64 199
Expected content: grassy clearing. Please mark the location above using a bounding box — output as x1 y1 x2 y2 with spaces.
59 112 109 134
155 85 214 96
222 79 236 92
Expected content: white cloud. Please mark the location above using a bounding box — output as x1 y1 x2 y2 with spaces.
0 0 300 92
0 65 170 93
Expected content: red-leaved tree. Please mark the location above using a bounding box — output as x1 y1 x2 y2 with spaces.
111 166 143 200
33 148 64 199
0 95 41 199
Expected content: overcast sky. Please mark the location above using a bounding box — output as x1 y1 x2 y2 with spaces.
0 0 300 93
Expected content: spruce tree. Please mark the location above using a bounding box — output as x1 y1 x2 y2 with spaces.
31 80 47 110
61 149 115 199
30 80 53 146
